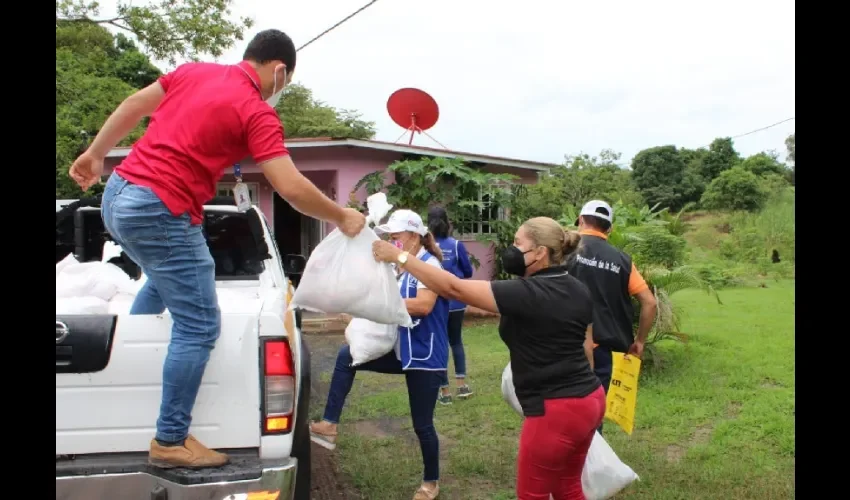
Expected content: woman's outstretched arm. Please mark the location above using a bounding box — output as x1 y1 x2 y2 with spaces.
373 240 499 314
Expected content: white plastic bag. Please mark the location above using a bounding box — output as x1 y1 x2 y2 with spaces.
501 363 639 500
582 432 640 500
345 318 398 366
56 253 79 277
501 362 523 414
291 193 412 326
56 261 142 302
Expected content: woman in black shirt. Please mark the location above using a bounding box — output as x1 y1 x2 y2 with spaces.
373 216 604 500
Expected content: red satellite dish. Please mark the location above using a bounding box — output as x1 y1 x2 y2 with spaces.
387 88 444 147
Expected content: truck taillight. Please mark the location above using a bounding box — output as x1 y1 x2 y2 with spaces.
262 338 294 434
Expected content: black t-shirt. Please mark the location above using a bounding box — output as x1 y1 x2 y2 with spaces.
491 266 601 416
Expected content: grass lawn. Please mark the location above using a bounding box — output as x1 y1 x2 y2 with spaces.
326 281 795 499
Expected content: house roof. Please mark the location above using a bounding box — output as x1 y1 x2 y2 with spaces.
106 137 555 172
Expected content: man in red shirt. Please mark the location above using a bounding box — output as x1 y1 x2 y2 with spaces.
69 29 365 469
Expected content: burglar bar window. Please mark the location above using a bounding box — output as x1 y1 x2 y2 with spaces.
455 186 505 237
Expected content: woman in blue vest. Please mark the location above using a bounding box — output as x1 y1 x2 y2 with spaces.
310 209 449 500
427 207 475 405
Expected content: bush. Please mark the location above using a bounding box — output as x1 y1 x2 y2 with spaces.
626 226 687 268
701 167 768 212
692 262 745 288
722 190 795 265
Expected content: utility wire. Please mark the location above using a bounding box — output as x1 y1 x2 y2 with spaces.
614 116 796 168
297 1 380 52
697 116 795 150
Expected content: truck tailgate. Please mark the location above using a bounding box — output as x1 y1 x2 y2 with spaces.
56 306 264 455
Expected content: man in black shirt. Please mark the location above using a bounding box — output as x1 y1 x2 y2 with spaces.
566 200 658 432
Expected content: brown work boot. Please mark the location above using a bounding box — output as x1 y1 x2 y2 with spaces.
148 435 229 469
413 482 439 499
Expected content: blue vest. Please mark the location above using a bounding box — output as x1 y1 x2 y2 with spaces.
397 251 450 371
437 237 469 311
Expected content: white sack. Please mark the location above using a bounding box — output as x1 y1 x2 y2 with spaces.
581 432 640 500
107 293 137 315
291 193 412 326
56 253 79 277
501 363 639 500
57 296 110 315
56 261 143 302
501 362 523 414
345 318 398 366
101 241 124 263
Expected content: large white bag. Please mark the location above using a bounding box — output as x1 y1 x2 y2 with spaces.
345 318 398 366
581 432 640 500
56 260 140 302
291 194 412 327
501 363 639 500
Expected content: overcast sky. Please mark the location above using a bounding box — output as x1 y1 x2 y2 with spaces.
104 0 795 166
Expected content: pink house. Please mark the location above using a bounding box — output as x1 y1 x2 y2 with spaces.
105 138 553 280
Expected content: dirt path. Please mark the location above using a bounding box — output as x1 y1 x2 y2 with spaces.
306 333 362 499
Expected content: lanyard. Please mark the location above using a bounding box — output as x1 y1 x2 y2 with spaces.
234 163 242 182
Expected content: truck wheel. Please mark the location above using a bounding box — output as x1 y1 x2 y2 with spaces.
291 336 312 500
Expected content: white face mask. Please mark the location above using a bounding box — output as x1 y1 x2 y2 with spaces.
266 67 286 108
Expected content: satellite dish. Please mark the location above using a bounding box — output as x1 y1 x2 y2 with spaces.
387 88 446 147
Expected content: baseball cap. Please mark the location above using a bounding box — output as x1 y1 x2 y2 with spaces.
578 200 614 224
375 209 428 236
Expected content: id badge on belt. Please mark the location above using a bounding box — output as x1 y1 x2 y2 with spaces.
232 163 251 212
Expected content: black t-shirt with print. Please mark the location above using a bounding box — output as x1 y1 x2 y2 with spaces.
491 266 601 417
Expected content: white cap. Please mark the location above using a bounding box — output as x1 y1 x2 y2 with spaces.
375 209 428 236
579 200 614 223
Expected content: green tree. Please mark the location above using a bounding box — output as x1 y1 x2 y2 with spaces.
56 22 161 198
700 167 768 212
740 151 787 177
677 147 709 205
55 19 375 198
514 149 642 221
56 0 253 64
630 145 687 211
785 133 795 185
276 84 376 140
700 137 741 181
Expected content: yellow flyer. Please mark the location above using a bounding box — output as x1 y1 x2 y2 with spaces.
604 352 642 435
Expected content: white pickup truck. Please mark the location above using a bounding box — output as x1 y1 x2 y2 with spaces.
56 198 312 500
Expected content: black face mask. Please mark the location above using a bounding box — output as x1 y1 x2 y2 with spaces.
501 246 534 277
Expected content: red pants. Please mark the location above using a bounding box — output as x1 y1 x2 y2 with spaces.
516 387 606 500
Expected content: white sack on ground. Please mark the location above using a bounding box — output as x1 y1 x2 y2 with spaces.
345 318 398 366
291 193 412 326
501 363 640 500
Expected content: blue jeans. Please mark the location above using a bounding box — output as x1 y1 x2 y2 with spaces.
323 345 442 482
439 310 467 388
593 346 614 434
101 173 221 444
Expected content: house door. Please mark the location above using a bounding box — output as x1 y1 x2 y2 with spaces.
300 217 326 258
273 194 302 258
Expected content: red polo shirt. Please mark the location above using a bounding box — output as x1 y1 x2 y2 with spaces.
115 61 289 224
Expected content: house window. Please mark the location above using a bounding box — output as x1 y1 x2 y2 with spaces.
455 185 506 237
216 182 259 204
